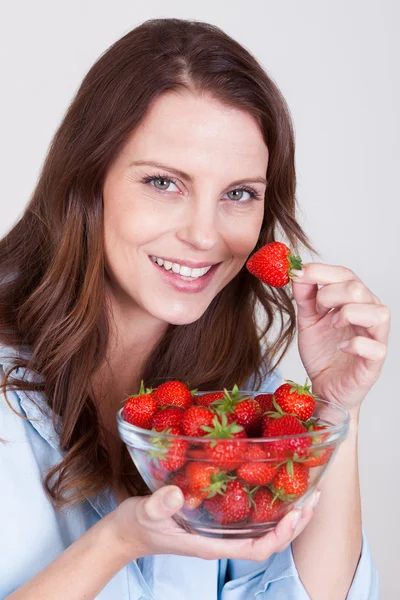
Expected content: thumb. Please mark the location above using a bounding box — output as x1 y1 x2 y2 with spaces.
292 279 320 324
143 485 184 521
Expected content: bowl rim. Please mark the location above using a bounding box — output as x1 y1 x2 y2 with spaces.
116 393 350 444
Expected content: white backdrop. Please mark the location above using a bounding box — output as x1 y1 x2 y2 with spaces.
1 1 398 597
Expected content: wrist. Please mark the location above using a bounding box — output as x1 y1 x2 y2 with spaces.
104 510 140 565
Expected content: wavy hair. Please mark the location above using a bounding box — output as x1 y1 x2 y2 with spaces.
0 18 316 509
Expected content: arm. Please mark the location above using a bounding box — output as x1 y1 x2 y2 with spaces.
6 513 131 600
292 414 363 599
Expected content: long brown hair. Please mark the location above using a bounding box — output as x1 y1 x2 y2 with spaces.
0 18 316 509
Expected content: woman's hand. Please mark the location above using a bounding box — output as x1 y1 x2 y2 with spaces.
291 263 390 418
111 485 320 563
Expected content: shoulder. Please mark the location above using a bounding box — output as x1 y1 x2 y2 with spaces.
244 365 284 394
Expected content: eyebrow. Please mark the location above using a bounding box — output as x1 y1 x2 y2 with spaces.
130 160 267 187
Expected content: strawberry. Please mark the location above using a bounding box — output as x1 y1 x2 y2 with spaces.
236 444 279 485
273 379 316 421
148 427 188 472
246 241 303 288
185 462 232 497
212 385 262 436
152 381 196 409
263 413 312 459
204 479 250 524
151 406 185 432
256 393 275 430
123 381 158 429
195 391 225 407
181 406 215 438
248 487 284 523
300 424 333 467
202 413 248 470
169 470 205 510
255 393 275 414
270 462 309 500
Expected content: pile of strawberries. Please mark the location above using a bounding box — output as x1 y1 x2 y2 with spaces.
122 379 333 525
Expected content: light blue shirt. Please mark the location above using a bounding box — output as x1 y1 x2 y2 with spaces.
0 343 379 599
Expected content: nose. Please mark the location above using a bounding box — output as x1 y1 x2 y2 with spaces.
175 197 220 251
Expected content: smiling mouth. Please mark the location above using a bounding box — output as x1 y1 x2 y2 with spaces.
149 255 219 281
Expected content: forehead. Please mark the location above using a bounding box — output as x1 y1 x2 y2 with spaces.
120 91 269 176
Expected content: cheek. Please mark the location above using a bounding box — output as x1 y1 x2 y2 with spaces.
222 211 264 260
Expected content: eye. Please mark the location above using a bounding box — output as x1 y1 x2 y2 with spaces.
225 188 260 203
142 175 180 193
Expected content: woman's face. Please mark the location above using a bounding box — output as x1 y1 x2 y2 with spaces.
103 91 269 326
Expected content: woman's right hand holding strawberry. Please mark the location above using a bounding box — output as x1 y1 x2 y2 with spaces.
111 484 320 563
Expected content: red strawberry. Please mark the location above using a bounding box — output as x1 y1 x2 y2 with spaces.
195 391 225 407
263 414 312 459
148 427 188 473
123 381 158 429
248 487 284 523
152 381 195 409
169 470 205 510
273 379 316 421
202 413 248 470
300 424 333 467
246 241 303 288
300 446 333 468
151 407 185 432
255 393 275 414
204 479 250 524
271 462 309 500
185 462 232 498
213 385 262 436
257 393 275 431
181 406 215 438
236 444 279 485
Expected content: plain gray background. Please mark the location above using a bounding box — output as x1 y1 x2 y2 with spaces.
1 1 398 597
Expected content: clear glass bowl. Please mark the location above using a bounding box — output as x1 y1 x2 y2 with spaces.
117 391 350 539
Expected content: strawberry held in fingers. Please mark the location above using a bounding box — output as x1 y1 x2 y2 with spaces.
152 381 196 409
123 381 158 429
246 241 303 288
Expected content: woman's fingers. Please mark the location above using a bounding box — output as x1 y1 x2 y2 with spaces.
314 280 377 317
331 303 391 344
337 336 388 363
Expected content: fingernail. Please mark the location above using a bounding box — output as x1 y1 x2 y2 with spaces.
312 490 321 509
291 269 304 278
163 489 182 509
338 340 349 350
291 509 302 529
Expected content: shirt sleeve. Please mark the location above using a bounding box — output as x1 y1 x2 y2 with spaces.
219 524 379 599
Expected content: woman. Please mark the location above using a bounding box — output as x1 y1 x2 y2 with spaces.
0 17 387 599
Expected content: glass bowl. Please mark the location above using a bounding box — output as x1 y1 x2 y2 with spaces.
116 390 350 539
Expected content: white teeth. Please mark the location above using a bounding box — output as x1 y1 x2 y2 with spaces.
150 255 214 279
179 265 192 276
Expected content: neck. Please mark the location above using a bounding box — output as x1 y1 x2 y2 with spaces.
92 288 168 433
